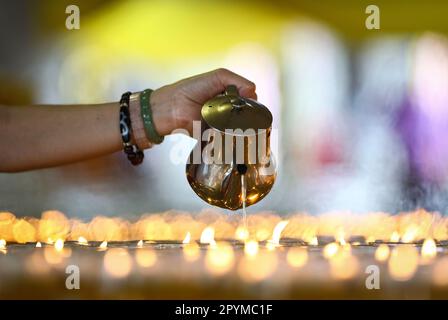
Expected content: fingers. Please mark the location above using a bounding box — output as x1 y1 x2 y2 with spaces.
212 68 257 100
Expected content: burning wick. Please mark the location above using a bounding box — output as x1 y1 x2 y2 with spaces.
36 242 42 248
200 227 216 246
77 236 88 246
182 232 191 244
421 238 437 263
137 240 143 248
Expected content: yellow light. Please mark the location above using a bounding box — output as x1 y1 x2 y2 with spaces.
36 242 42 248
309 236 318 246
137 240 143 248
204 242 235 276
388 245 419 281
77 236 88 246
374 244 390 262
200 227 216 246
98 241 108 250
183 242 200 262
323 242 339 259
135 248 157 268
54 239 64 252
182 232 191 244
286 247 308 268
104 248 132 278
235 226 249 241
244 240 259 258
390 232 400 243
421 238 437 262
0 239 6 249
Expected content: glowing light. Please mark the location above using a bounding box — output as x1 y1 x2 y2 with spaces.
244 240 259 258
374 244 390 262
0 239 6 249
402 226 418 243
77 236 88 246
182 232 191 244
268 220 289 246
238 251 278 282
388 245 419 281
183 242 200 262
204 242 235 276
323 242 339 259
36 242 42 248
309 236 318 246
54 239 64 252
329 252 359 280
286 247 308 268
390 232 400 243
104 248 132 278
200 227 216 246
137 240 143 248
235 226 249 241
421 238 437 264
433 256 448 286
135 248 157 268
12 219 36 243
99 241 108 250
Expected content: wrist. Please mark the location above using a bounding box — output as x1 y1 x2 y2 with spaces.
150 87 176 136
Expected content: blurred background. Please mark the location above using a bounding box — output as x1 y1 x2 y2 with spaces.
1 0 448 218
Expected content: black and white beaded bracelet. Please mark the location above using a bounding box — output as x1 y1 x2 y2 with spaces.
119 91 144 165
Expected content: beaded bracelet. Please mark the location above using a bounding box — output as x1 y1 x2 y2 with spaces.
119 91 144 165
140 89 164 144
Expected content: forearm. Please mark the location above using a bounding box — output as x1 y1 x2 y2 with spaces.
0 103 122 172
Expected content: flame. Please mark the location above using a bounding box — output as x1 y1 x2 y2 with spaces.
0 239 6 249
36 241 42 248
54 239 64 252
77 236 88 246
421 238 437 263
287 247 308 268
235 226 249 241
104 248 132 277
137 240 143 248
388 245 419 281
268 220 289 246
309 236 318 246
204 242 235 276
99 241 108 250
200 227 216 246
182 232 191 244
244 240 259 258
390 231 400 243
374 244 390 262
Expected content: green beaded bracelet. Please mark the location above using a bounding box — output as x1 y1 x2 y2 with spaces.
140 89 164 144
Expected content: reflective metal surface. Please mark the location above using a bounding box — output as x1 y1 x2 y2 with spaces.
186 85 276 210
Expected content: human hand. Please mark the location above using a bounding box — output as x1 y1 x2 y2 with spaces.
150 68 257 135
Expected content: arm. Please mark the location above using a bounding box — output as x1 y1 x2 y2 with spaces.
0 69 256 172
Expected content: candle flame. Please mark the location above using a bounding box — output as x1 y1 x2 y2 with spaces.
54 239 64 252
137 240 143 248
309 236 318 246
390 231 400 243
421 238 437 263
200 227 216 246
0 239 6 249
182 232 191 244
77 236 88 245
36 241 42 248
323 242 339 259
99 241 108 250
269 220 289 246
